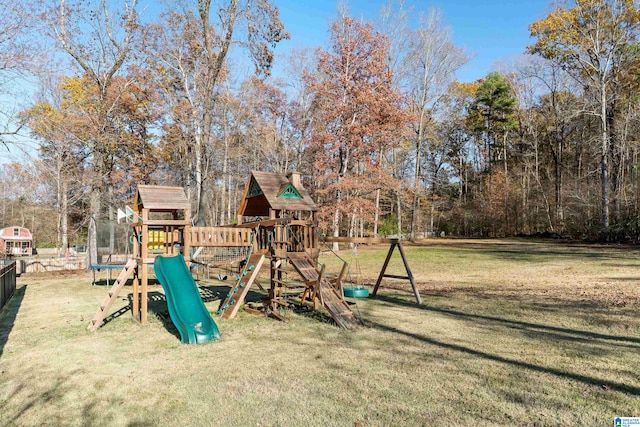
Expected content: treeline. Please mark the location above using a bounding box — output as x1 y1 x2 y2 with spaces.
1 0 640 250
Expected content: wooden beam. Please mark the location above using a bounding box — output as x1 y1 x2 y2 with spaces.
324 236 393 244
141 209 149 324
235 218 309 228
131 219 190 227
396 242 422 304
382 274 411 280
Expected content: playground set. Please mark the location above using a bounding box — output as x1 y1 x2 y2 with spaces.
88 171 421 344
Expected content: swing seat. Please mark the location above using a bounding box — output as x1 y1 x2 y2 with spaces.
343 286 369 298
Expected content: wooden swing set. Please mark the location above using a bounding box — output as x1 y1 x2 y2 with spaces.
88 171 421 332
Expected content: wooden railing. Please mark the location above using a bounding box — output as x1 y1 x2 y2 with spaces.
190 221 317 258
190 227 253 247
0 260 16 312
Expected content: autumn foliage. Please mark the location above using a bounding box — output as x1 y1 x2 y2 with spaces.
5 1 640 248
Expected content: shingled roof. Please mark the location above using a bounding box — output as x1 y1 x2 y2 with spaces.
238 171 317 217
135 185 191 211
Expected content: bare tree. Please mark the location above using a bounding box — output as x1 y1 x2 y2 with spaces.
19 73 88 254
147 0 289 226
401 7 469 239
530 0 640 235
39 0 141 264
0 0 38 149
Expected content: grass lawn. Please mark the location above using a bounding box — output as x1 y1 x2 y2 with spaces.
1 238 639 426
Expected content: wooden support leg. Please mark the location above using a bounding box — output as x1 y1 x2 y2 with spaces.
141 263 148 324
133 265 139 320
372 242 396 297
397 242 421 304
300 288 309 305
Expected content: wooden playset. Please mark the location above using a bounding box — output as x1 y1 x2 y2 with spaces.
89 171 420 333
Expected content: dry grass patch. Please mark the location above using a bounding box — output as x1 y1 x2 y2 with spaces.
1 238 639 426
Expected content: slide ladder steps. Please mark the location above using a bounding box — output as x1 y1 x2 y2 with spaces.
219 254 266 320
317 280 361 329
88 258 137 331
287 253 361 329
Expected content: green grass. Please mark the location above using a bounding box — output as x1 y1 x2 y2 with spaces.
1 238 639 426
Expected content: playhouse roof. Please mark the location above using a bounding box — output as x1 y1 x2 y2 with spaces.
0 226 33 241
238 171 317 217
135 185 191 212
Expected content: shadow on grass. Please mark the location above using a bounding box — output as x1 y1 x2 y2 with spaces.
101 303 132 327
4 370 75 425
198 283 266 309
369 319 640 396
411 240 640 263
91 278 160 288
292 303 337 325
4 369 155 426
0 285 26 359
199 282 342 327
99 291 181 341
198 284 225 303
146 291 181 341
374 294 640 346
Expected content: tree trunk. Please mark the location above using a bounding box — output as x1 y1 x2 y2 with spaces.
600 83 610 235
396 191 402 238
56 158 63 254
88 212 98 266
222 126 230 226
374 188 380 237
61 180 69 253
332 195 341 252
411 138 421 241
194 125 206 226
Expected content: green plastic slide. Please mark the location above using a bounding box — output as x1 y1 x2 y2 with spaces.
154 254 220 344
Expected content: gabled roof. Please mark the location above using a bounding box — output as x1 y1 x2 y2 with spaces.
135 185 191 211
238 171 317 217
0 226 33 241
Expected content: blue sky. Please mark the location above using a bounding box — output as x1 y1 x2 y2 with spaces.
1 0 552 164
272 0 551 82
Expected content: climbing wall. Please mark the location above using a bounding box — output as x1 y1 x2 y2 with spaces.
218 254 266 320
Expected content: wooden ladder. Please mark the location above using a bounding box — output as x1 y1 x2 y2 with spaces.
88 258 137 331
219 254 266 320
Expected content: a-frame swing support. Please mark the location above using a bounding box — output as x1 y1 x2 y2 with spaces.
324 237 422 304
372 239 421 304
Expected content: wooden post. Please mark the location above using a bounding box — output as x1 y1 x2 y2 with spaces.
313 263 325 310
184 208 191 265
132 224 140 319
333 261 349 298
396 241 421 304
141 208 149 323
